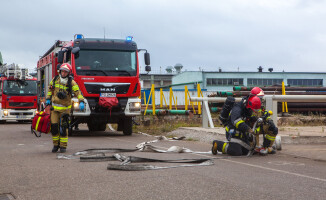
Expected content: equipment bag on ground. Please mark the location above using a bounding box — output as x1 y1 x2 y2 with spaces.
31 110 51 137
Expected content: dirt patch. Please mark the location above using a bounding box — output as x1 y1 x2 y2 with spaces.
133 115 205 135
278 115 326 126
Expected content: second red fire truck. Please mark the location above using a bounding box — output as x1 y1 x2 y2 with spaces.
0 63 38 123
37 34 151 135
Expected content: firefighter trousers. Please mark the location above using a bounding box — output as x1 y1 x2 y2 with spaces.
215 140 249 156
255 123 278 148
51 110 70 148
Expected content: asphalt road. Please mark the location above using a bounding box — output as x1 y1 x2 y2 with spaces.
0 123 326 200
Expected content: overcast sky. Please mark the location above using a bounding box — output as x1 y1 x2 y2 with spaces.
1 0 326 73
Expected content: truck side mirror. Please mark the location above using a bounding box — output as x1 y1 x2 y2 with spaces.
72 47 80 54
145 65 151 72
144 52 150 66
57 51 64 63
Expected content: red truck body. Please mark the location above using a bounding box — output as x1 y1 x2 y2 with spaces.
37 34 150 135
0 65 37 122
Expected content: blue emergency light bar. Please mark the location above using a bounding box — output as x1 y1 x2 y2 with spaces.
74 34 84 40
126 36 133 41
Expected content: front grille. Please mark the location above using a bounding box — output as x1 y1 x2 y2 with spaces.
86 97 128 113
10 112 33 116
85 83 130 94
9 102 34 107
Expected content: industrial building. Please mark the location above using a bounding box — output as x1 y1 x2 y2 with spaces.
140 63 183 89
171 67 326 91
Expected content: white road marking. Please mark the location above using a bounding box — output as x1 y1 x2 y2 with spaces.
268 161 305 166
109 137 326 183
221 158 326 182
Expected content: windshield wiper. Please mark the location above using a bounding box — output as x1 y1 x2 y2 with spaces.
107 70 132 76
87 70 108 76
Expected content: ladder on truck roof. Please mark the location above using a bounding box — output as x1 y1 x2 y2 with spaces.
0 51 3 66
0 63 31 80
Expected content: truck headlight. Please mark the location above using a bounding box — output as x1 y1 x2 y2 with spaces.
73 102 79 109
4 110 8 116
129 102 141 111
134 102 141 108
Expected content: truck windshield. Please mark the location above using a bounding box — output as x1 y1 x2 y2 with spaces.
3 80 37 96
75 50 137 76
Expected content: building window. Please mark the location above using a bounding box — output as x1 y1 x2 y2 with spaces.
206 78 212 86
247 78 283 86
288 79 323 86
206 78 244 86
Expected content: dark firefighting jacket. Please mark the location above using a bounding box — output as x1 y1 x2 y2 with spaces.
225 102 255 140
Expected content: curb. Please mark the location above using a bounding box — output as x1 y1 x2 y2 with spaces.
169 127 326 145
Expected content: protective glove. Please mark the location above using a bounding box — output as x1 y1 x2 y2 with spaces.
257 118 263 124
46 99 51 105
79 102 85 111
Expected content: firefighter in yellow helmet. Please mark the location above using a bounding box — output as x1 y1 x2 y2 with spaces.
46 63 85 153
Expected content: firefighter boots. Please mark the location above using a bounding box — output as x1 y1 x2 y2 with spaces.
52 146 59 153
60 147 67 153
212 140 218 155
267 147 276 154
255 147 268 155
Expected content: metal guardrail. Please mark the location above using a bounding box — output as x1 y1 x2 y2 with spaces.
190 95 326 128
264 95 326 123
189 97 242 128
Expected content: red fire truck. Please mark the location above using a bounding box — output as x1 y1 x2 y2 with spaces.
37 34 151 135
0 63 38 122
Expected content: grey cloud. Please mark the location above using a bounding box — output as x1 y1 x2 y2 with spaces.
1 0 326 72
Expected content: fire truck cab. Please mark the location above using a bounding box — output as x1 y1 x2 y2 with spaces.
37 34 151 135
0 63 38 122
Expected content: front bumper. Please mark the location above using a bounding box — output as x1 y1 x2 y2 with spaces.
0 109 36 121
71 97 141 117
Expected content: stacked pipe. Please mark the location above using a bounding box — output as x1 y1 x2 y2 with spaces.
143 109 191 115
213 86 326 113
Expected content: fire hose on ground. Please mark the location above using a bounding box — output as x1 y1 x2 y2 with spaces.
56 134 275 171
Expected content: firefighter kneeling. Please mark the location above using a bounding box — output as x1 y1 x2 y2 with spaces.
212 95 261 156
46 63 85 153
249 87 278 155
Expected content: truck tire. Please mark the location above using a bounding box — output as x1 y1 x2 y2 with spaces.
117 120 123 131
87 121 107 132
123 117 132 135
68 126 73 136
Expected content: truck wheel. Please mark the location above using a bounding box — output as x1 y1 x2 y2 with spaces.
117 120 123 131
68 126 73 136
123 117 132 135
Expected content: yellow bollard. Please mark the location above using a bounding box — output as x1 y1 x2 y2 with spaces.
185 85 188 111
282 81 288 113
160 88 163 108
152 84 155 115
144 87 153 115
197 84 201 115
169 87 172 110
